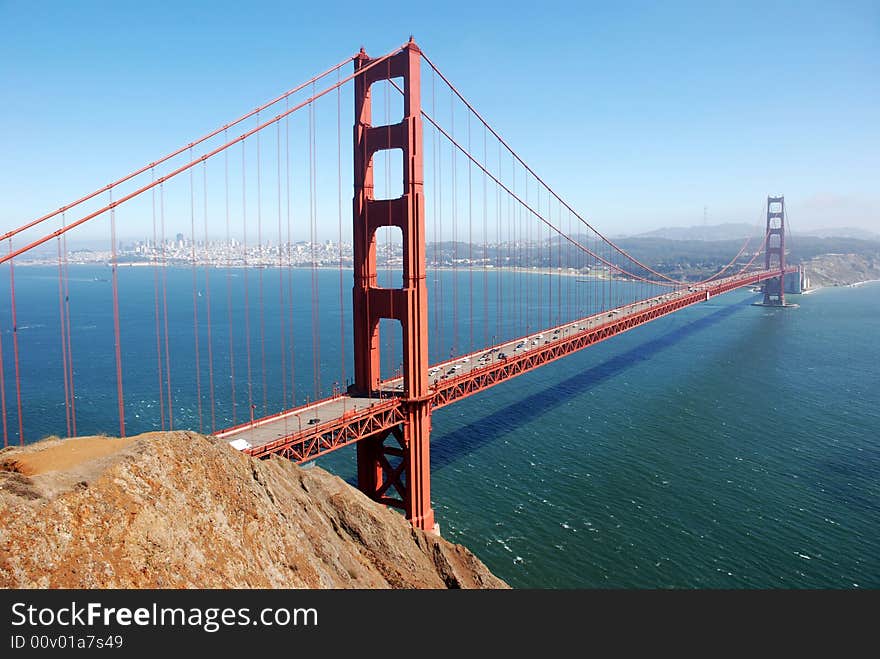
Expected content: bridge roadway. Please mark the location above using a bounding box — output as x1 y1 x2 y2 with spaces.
216 268 791 462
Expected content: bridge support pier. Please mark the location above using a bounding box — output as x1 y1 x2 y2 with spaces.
355 401 435 533
352 40 436 533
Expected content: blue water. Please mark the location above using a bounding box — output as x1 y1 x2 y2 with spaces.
1 265 877 588
417 283 880 588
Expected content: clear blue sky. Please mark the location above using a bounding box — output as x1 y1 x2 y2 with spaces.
2 0 878 239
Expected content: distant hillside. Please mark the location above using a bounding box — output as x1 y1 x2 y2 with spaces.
616 235 880 263
633 223 761 242
799 227 880 241
629 223 880 242
803 253 880 288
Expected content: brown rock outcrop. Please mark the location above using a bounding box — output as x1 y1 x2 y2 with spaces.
0 432 506 589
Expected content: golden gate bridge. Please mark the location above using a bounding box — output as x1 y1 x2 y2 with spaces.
0 38 795 532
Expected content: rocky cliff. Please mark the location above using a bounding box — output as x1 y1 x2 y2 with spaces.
0 432 506 589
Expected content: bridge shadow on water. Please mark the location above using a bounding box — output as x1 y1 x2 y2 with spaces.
428 296 756 471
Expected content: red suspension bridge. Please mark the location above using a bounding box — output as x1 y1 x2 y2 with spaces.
0 39 795 532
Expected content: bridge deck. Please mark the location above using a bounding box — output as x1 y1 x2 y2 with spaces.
217 268 791 462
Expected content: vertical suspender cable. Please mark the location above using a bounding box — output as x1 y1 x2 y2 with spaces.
435 73 444 359
8 243 24 443
467 112 473 355
596 230 601 312
601 235 606 312
561 205 565 320
277 115 288 432
526 174 531 335
548 194 553 327
242 142 254 422
276 121 287 408
62 226 76 436
57 234 71 437
160 184 173 429
496 140 501 346
203 162 216 432
189 149 203 433
431 69 440 354
224 130 237 425
606 234 611 310
511 158 517 335
286 102 296 407
150 173 165 430
524 172 529 333
567 209 572 321
547 195 552 329
451 90 458 358
309 87 321 400
337 72 346 392
108 193 125 438
256 115 267 415
535 184 540 332
556 199 560 322
507 158 512 336
518 164 524 336
608 238 620 309
482 122 488 350
516 158 522 336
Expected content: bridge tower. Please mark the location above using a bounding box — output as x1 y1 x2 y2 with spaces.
351 40 436 533
763 195 787 306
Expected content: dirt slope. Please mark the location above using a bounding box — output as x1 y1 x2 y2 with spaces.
0 432 506 589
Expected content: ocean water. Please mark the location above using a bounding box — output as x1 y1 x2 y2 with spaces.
1 266 877 588
417 282 880 588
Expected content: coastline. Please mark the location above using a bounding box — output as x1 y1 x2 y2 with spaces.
801 278 880 295
18 261 880 291
16 260 618 281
